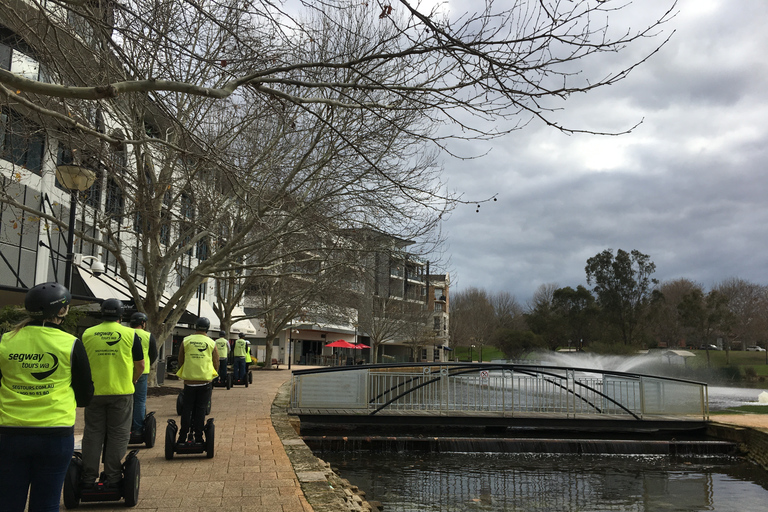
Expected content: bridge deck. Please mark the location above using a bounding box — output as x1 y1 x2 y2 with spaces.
292 408 710 436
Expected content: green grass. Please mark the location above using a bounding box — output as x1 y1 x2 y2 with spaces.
452 345 505 362
710 405 768 415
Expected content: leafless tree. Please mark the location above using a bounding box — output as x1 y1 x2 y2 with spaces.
1 0 677 140
714 278 768 352
449 287 496 356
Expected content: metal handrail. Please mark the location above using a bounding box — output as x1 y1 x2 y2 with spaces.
290 363 709 421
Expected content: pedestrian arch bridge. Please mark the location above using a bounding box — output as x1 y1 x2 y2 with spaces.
289 363 710 435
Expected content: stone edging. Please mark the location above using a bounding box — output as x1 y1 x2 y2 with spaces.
271 381 382 512
707 422 768 471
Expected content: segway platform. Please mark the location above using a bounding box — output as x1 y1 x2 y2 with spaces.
212 372 232 389
231 369 251 387
63 450 140 508
128 411 157 448
164 418 215 459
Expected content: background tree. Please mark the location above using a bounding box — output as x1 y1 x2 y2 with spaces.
523 283 563 350
648 278 702 349
714 278 767 352
678 288 731 367
585 249 658 346
449 287 496 360
492 329 545 360
551 285 598 350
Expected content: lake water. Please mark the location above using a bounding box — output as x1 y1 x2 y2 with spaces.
318 385 768 512
322 451 768 512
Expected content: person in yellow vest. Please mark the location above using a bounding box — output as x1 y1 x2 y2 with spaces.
213 330 229 385
232 332 250 381
129 312 158 438
176 317 219 444
0 282 94 511
81 298 144 490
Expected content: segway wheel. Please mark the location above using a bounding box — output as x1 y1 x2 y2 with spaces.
176 391 183 416
122 450 141 507
226 373 232 390
144 412 157 448
205 419 215 459
165 420 177 460
62 453 83 509
248 371 253 384
244 374 249 388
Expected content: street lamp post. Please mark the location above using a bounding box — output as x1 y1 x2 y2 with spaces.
55 165 96 289
288 323 293 370
470 344 475 363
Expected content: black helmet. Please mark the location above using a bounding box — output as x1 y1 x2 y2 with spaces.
101 298 124 321
218 330 226 338
130 312 148 327
238 332 246 339
25 282 71 318
194 317 210 331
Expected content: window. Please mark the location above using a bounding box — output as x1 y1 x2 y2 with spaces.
180 192 194 220
0 29 45 81
434 303 444 312
0 108 45 174
434 317 441 330
67 10 95 48
159 210 170 245
176 264 190 288
196 237 209 261
105 177 124 221
83 166 103 209
434 287 444 300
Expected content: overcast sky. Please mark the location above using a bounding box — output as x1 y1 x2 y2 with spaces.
437 0 768 303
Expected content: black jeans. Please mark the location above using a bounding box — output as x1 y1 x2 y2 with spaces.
180 383 211 441
0 433 73 512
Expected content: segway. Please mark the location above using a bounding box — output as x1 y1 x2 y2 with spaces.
128 411 157 448
231 360 250 387
176 390 212 416
63 450 140 508
212 368 232 389
164 418 215 459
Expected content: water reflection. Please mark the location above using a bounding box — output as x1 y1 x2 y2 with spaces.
323 452 768 511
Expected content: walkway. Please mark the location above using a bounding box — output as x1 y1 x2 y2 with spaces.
62 368 312 512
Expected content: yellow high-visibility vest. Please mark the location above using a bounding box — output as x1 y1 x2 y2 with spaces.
215 337 229 358
0 326 77 428
177 334 217 381
82 321 137 395
136 329 152 375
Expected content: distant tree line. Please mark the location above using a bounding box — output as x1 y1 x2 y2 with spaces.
450 248 768 359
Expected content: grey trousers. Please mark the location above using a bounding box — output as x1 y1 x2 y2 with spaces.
81 394 133 483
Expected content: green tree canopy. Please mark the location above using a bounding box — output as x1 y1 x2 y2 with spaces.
585 249 658 345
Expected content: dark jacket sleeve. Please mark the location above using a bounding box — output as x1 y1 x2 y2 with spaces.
132 333 143 361
71 338 94 407
148 334 159 365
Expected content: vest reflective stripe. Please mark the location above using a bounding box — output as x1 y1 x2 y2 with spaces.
0 326 77 428
177 334 217 381
234 339 247 357
215 337 229 358
83 321 136 396
136 329 152 375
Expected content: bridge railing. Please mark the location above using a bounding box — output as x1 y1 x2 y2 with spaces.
289 363 709 420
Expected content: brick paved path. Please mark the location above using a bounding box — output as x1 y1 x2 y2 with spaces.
61 369 312 512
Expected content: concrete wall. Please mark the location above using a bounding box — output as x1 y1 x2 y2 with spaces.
707 423 768 470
